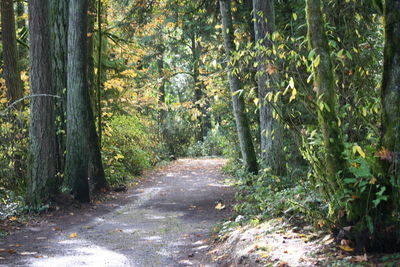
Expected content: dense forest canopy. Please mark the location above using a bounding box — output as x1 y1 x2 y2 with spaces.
1 0 400 254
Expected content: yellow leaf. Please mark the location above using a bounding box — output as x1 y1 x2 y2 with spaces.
369 177 377 185
253 98 259 106
289 88 297 103
274 92 281 103
313 55 321 68
353 145 366 158
69 233 78 238
215 203 225 210
267 92 273 102
9 216 17 222
339 245 354 252
289 77 295 89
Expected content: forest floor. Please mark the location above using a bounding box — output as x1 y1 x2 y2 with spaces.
0 158 235 267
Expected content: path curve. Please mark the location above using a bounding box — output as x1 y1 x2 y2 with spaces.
0 158 234 267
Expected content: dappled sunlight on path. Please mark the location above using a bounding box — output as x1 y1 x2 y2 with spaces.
0 158 234 267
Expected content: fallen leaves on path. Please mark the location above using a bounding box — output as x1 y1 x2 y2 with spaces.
68 232 78 238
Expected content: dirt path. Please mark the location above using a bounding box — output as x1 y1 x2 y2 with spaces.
0 158 234 267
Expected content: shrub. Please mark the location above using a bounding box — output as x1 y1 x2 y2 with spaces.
102 115 160 186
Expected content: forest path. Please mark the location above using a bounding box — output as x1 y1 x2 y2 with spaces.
0 158 234 267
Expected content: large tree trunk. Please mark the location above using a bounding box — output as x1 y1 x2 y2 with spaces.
49 0 68 182
253 0 286 175
66 0 107 202
306 0 346 182
66 0 90 202
1 0 24 106
381 0 400 213
27 0 58 206
219 0 258 174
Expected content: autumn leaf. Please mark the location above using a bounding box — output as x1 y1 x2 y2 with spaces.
376 148 394 161
69 232 78 238
215 203 225 210
352 145 366 158
266 64 277 75
9 216 17 222
339 245 354 252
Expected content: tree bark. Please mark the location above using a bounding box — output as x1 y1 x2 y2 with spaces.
219 0 258 174
306 0 346 183
381 0 400 208
253 0 286 175
49 0 68 181
1 0 24 106
66 0 108 202
66 0 90 202
27 0 58 206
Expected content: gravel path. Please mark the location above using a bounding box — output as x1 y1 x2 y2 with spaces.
0 158 234 267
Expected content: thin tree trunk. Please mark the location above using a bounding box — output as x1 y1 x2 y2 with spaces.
219 0 258 174
1 0 25 183
49 0 68 182
27 0 58 206
253 0 286 175
1 0 24 106
306 0 347 183
16 1 28 68
88 0 96 110
96 0 103 147
191 33 207 141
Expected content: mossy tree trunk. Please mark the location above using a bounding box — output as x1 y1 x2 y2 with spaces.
253 0 286 175
27 0 58 206
306 0 347 184
219 0 258 174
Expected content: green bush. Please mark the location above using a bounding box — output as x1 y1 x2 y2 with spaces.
187 130 227 157
102 115 160 186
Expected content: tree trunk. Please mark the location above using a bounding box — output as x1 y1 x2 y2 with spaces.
306 0 346 182
16 1 28 69
381 0 400 211
253 0 286 175
66 0 90 202
66 0 108 202
219 0 258 174
1 0 24 106
27 0 58 206
49 0 68 181
88 0 96 110
96 0 103 146
191 33 208 142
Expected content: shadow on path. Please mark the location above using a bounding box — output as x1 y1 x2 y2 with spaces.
0 158 234 267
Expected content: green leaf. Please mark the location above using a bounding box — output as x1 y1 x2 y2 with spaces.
344 178 357 184
313 55 321 68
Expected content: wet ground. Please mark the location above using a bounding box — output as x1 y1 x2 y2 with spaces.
0 158 234 267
